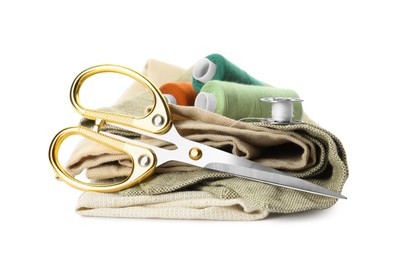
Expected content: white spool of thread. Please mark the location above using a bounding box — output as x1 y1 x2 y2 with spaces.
163 94 177 105
271 101 293 122
194 92 217 112
193 58 217 83
260 97 303 124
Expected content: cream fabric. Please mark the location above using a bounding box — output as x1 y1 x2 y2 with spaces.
77 191 269 220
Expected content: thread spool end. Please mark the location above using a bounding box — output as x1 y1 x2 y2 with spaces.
195 92 217 112
193 58 217 84
163 94 177 105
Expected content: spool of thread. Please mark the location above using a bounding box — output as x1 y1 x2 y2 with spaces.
192 53 264 92
194 80 302 121
272 101 293 122
260 97 303 123
159 82 197 106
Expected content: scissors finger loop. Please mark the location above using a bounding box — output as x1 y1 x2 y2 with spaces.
70 64 172 134
49 126 157 192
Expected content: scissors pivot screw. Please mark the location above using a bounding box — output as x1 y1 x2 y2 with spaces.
93 118 106 132
189 147 203 160
152 115 165 127
138 155 151 167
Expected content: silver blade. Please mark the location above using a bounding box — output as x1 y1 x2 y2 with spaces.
206 162 346 199
104 124 346 199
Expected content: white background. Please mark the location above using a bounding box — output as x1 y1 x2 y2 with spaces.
1 0 404 259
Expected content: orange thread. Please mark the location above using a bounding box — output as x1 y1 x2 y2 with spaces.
160 82 197 106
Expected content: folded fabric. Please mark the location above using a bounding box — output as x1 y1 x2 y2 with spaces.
77 191 269 221
67 59 348 221
70 107 348 220
140 59 186 88
112 59 186 107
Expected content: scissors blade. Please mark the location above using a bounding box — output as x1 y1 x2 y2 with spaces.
104 123 345 199
205 162 346 199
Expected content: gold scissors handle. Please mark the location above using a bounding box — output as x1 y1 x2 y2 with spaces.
49 126 156 192
49 64 171 192
70 64 172 134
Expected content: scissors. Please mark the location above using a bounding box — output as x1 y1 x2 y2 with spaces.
49 64 346 199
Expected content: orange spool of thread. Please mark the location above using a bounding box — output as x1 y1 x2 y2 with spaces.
159 82 197 106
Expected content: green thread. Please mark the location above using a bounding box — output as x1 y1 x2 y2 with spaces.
192 53 264 92
200 80 303 120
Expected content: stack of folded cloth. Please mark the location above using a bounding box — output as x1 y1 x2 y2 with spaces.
66 58 348 220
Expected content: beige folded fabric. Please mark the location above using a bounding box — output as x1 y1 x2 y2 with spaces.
140 59 186 88
68 59 348 220
77 191 269 220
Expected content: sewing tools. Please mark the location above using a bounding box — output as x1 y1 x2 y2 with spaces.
160 82 197 106
194 80 303 121
192 53 264 92
49 64 345 199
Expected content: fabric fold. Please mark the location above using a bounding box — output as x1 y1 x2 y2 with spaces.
76 191 269 221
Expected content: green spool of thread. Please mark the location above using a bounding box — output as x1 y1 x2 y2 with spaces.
194 80 303 121
192 53 265 92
